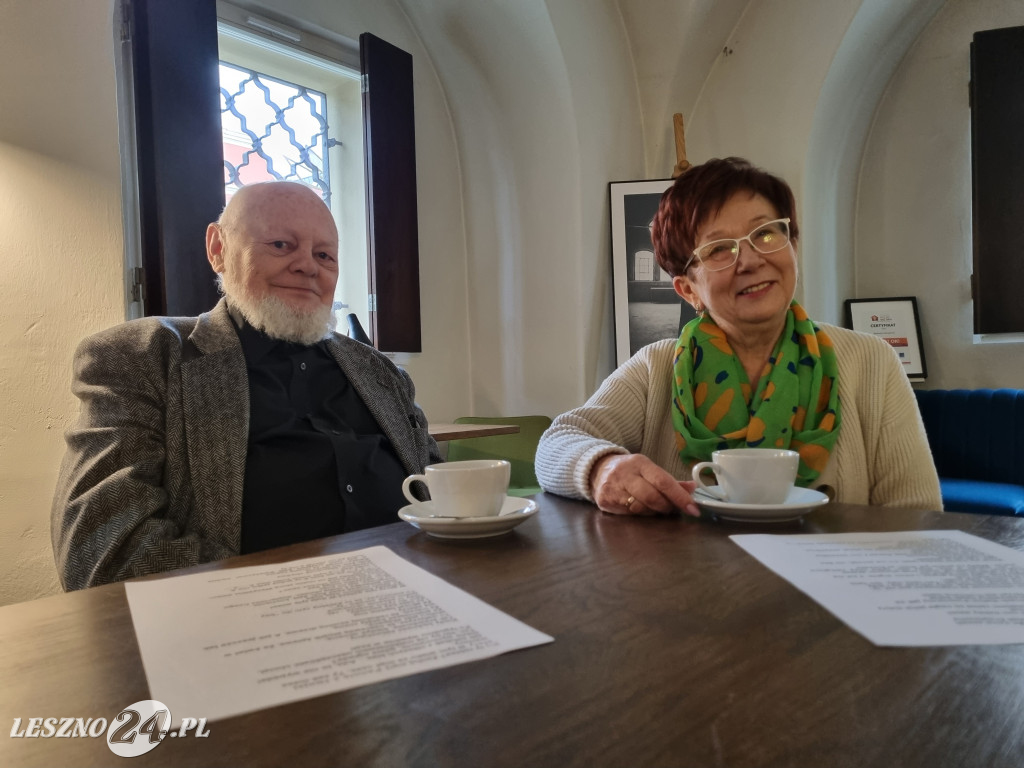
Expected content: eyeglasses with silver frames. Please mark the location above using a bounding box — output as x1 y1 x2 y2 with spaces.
685 218 791 272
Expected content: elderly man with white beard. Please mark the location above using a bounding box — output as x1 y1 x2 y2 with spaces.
51 182 441 591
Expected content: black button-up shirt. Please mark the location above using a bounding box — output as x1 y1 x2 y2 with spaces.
234 320 409 554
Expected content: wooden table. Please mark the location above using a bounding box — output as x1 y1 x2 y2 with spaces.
4 496 1024 767
427 422 520 441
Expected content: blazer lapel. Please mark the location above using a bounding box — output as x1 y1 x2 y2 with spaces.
181 300 249 552
325 337 421 475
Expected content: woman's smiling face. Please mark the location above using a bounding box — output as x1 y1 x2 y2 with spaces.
673 190 798 344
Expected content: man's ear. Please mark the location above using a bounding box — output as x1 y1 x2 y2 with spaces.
206 223 225 273
672 274 701 310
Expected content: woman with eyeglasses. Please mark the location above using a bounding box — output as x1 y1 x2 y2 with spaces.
536 157 941 516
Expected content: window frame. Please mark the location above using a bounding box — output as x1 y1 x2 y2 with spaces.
117 0 422 351
969 25 1024 335
213 30 369 331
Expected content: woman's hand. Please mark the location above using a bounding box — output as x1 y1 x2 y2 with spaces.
590 453 701 517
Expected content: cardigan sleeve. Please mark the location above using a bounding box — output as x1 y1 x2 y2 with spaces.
535 347 658 501
864 338 943 509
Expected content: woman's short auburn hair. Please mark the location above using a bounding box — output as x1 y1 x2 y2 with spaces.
650 157 799 277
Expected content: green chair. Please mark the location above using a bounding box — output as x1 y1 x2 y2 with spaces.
445 415 553 498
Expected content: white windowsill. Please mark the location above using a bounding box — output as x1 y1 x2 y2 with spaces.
973 333 1024 344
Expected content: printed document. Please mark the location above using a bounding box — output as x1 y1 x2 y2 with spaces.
732 530 1024 646
126 546 553 723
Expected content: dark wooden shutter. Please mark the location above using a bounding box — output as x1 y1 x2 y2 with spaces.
360 33 422 352
128 0 224 317
970 25 1024 334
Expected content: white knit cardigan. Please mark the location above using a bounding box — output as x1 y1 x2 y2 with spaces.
536 323 942 510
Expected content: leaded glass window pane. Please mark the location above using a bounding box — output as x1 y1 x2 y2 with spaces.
218 62 335 203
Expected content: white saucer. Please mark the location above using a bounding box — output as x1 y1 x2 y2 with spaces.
398 496 539 539
694 486 830 523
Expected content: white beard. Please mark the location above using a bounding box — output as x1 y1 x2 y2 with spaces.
219 274 336 345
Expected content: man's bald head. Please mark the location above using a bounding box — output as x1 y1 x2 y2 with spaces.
216 181 336 237
206 181 340 344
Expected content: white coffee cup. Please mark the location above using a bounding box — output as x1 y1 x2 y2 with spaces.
691 448 800 505
401 460 511 518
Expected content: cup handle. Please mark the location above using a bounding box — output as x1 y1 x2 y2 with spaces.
690 462 727 500
402 474 428 505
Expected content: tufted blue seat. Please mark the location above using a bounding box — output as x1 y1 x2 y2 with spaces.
913 388 1024 515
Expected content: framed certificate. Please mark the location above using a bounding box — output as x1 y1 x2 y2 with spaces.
844 296 927 381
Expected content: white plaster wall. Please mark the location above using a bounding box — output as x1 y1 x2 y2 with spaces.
0 0 125 605
623 0 859 316
856 0 1024 389
396 0 645 413
617 0 750 178
677 0 868 326
622 0 947 330
395 0 578 415
802 0 945 324
684 0 863 208
546 0 647 395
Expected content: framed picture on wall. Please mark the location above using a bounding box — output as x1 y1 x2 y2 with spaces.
609 178 696 367
844 296 927 381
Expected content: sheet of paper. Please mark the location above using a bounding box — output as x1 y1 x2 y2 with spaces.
125 546 553 723
731 530 1024 646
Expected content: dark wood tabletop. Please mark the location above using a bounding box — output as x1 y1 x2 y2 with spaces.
4 495 1024 768
427 422 520 441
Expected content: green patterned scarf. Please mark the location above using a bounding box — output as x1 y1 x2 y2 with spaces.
671 301 842 486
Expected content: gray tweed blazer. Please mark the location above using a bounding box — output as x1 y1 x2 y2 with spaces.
51 299 441 591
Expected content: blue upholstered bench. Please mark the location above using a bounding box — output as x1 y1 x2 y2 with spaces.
913 388 1024 516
